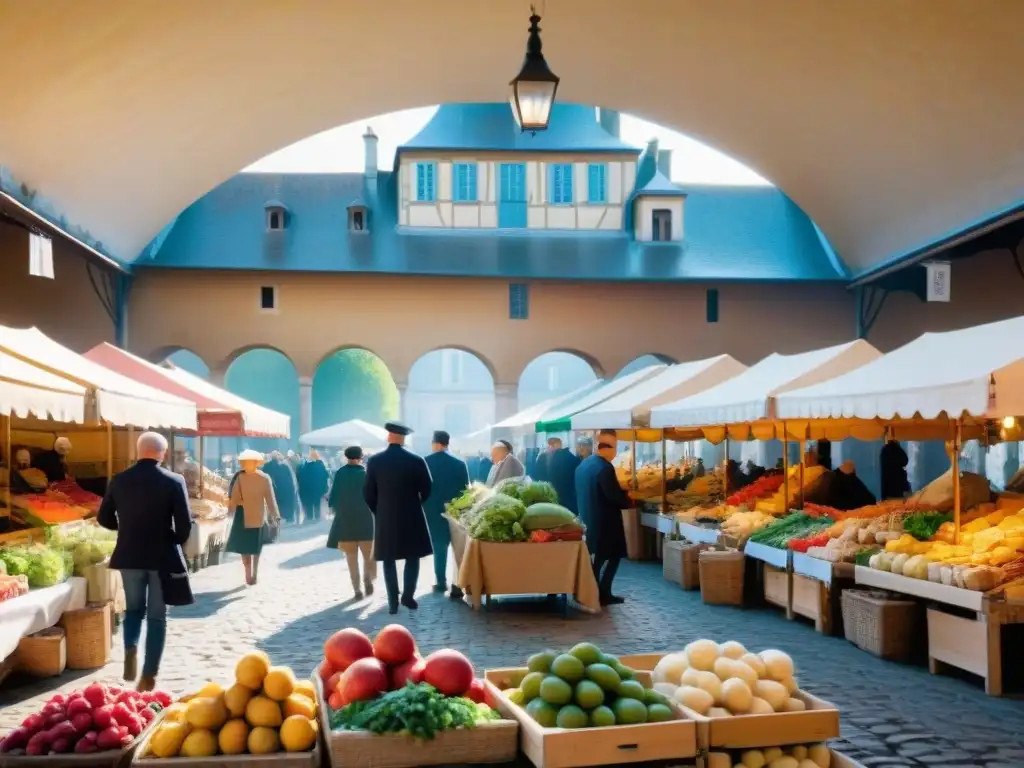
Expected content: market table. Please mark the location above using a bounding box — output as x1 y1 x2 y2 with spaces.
447 516 602 613
0 576 86 662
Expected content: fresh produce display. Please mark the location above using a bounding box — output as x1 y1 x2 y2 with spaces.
446 478 584 542
466 494 528 542
11 494 90 524
445 482 492 521
49 479 103 514
321 624 500 739
0 573 30 602
0 683 170 755
0 542 68 587
651 640 804 718
144 650 319 757
902 511 953 541
721 510 777 540
501 642 676 728
755 466 828 514
726 473 784 508
747 514 833 550
45 523 116 575
721 743 832 768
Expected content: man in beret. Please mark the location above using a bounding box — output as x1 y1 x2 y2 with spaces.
424 430 471 598
363 422 434 613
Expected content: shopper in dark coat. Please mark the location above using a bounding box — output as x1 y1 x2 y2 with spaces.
297 452 330 523
549 445 581 514
264 453 299 524
363 423 433 614
575 441 634 606
326 446 376 598
880 440 911 500
423 431 470 597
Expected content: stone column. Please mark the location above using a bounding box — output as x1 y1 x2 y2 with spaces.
395 382 408 421
493 383 518 423
298 376 313 438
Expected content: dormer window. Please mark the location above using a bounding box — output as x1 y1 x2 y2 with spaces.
652 209 672 241
347 201 369 233
264 200 287 232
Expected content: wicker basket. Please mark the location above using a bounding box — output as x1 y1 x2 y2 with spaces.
61 602 111 670
841 588 920 661
17 627 67 677
663 539 703 590
698 550 745 606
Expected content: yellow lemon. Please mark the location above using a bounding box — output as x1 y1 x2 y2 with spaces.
185 697 228 730
217 719 250 755
293 679 316 702
263 667 296 701
150 722 191 758
247 726 280 755
245 695 283 728
280 715 318 753
235 651 271 690
162 703 189 724
224 684 254 719
180 729 218 758
195 681 224 700
282 693 316 720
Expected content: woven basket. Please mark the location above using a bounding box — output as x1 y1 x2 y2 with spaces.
61 602 111 670
698 550 745 605
17 627 67 677
841 588 920 661
663 539 703 589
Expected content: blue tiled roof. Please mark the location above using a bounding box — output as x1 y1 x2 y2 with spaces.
398 104 639 155
141 172 847 281
636 170 685 197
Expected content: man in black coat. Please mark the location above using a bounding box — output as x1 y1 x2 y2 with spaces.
575 441 634 606
363 422 434 614
423 431 470 597
548 442 582 514
532 437 560 483
97 432 193 692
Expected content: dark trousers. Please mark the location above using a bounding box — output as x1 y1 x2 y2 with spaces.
382 558 420 607
592 556 620 598
301 498 320 522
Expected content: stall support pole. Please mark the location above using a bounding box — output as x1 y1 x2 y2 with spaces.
661 436 667 514
198 437 206 498
631 431 638 490
798 431 807 509
723 428 730 499
952 420 963 545
782 422 791 512
106 422 113 482
2 413 11 519
127 426 136 465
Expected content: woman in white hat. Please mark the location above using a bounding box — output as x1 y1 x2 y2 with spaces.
225 449 281 585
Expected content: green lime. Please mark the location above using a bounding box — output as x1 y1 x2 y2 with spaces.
527 650 557 674
539 675 573 706
555 704 589 729
568 642 603 666
647 703 674 722
551 654 586 683
612 697 649 725
643 688 671 707
520 671 545 701
617 679 646 701
589 705 616 728
507 688 526 706
525 698 558 727
613 662 635 680
584 663 621 692
599 652 620 666
573 680 604 710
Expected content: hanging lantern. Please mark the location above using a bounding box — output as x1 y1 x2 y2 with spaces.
508 8 560 132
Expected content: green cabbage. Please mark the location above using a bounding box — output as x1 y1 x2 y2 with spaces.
445 482 493 521
518 481 558 507
467 494 528 542
0 543 66 587
493 477 531 501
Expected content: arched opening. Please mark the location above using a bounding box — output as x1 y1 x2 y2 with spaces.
406 348 494 455
616 353 675 378
164 348 210 378
312 348 398 434
518 352 599 411
225 348 299 452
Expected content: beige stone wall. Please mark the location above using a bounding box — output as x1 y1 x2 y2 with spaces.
126 268 859 386
0 224 115 351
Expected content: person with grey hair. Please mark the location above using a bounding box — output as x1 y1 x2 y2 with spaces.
485 440 524 488
33 436 73 483
98 431 193 692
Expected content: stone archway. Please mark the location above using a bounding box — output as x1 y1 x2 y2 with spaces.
311 348 398 436
406 348 495 454
517 351 600 411
225 346 299 452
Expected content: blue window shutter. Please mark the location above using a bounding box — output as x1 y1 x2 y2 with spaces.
564 165 573 203
416 162 436 202
468 163 477 201
427 163 436 201
549 163 573 204
706 289 719 323
452 163 477 202
588 164 606 203
416 164 425 200
509 283 529 320
547 164 556 204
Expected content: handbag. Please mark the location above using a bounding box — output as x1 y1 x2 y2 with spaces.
159 570 195 607
262 519 281 545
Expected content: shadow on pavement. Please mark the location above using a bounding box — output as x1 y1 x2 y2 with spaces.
174 586 247 619
279 547 340 571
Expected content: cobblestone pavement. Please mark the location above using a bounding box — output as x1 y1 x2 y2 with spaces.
3 520 1024 766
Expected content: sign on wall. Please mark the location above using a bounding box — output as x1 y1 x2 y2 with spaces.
923 260 951 302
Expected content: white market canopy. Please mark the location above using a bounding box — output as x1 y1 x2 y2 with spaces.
0 327 196 430
162 363 290 438
776 315 1024 422
0 350 87 423
535 364 669 433
299 419 389 449
492 380 607 431
572 355 747 432
651 340 881 429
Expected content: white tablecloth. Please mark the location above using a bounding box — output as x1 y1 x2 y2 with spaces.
0 577 87 662
184 516 229 558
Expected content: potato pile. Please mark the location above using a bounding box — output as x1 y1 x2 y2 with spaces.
730 743 831 768
651 640 802 717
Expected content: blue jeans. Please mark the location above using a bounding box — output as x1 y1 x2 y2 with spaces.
120 570 167 678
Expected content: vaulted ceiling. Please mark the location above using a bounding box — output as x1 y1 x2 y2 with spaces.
1 0 1022 275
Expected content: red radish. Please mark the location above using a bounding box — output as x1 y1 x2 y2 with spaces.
124 715 143 737
21 714 44 733
324 628 374 672
372 624 417 665
466 679 487 704
422 650 474 697
41 702 64 717
93 706 114 730
49 737 71 754
153 692 171 708
74 739 98 754
138 708 155 724
26 732 50 755
95 727 121 751
112 703 134 725
83 684 107 708
46 713 65 728
0 727 29 751
337 657 388 706
67 699 92 716
49 694 68 706
389 656 425 690
49 722 77 741
70 713 93 734
83 732 98 743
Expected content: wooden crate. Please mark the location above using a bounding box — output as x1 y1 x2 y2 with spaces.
315 672 516 768
763 564 791 615
703 749 864 767
1 710 164 768
485 667 698 768
663 540 703 590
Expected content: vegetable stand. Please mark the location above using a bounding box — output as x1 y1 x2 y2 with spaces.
791 553 854 635
0 577 86 666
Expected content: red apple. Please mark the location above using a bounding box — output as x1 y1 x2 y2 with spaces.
324 629 373 672
326 671 343 694
337 657 388 706
422 650 474 697
319 660 337 684
389 656 425 690
372 624 417 665
327 691 344 711
466 679 487 704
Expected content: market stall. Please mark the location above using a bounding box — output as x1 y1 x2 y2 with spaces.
534 364 668 435
298 419 388 452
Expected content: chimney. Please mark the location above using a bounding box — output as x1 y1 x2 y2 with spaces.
657 148 673 179
363 126 378 180
598 107 620 138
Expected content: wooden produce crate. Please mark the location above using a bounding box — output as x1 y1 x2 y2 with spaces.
132 730 317 768
2 710 165 768
315 673 516 768
485 667 698 768
790 554 854 635
762 564 791 615
15 627 67 678
662 540 703 590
